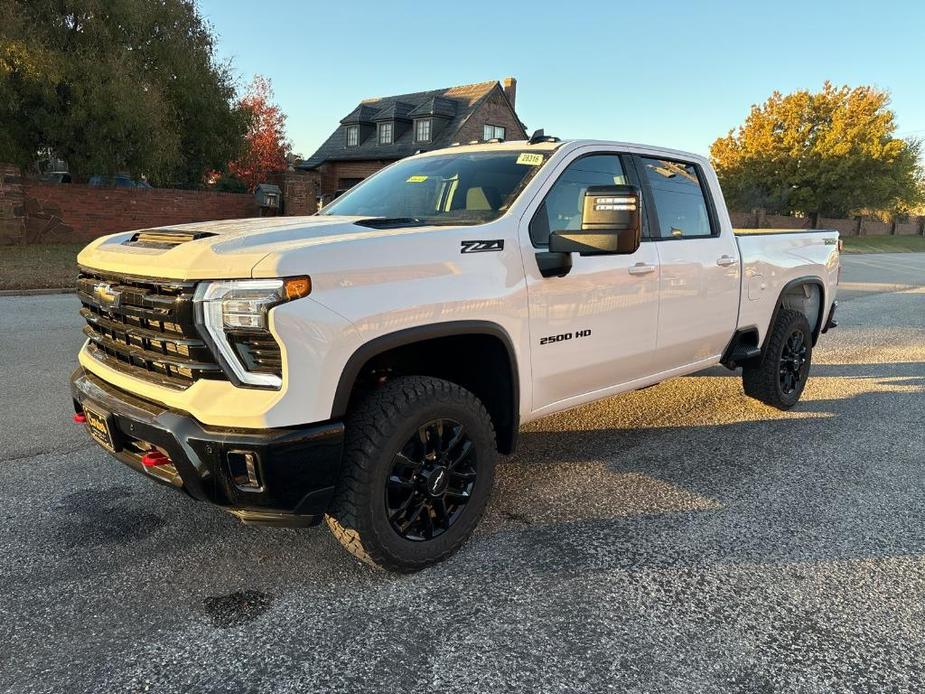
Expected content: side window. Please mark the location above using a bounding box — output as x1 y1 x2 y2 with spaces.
529 154 627 246
639 157 714 239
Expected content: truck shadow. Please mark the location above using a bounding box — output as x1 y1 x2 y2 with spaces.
466 362 925 576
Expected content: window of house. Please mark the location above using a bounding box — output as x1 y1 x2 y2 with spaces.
639 157 714 239
483 124 506 141
378 122 393 144
529 154 628 246
345 125 359 147
413 118 432 143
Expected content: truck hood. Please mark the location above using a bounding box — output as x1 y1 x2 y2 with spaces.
76 215 429 279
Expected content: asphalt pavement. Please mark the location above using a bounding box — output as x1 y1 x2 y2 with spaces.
0 255 923 693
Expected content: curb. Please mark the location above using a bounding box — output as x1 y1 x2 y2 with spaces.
0 287 76 296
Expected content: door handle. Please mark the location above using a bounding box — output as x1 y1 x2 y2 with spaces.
628 263 656 275
716 255 737 267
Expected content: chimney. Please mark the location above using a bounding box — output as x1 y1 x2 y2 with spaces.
502 77 517 109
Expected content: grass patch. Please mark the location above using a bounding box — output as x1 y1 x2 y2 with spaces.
840 235 925 254
0 243 84 290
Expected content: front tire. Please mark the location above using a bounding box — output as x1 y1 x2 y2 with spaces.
742 308 813 410
326 376 496 572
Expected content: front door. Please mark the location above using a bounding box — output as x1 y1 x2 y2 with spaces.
522 152 661 413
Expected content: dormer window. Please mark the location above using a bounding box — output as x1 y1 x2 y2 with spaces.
345 125 359 147
378 122 393 144
413 118 432 143
483 124 506 141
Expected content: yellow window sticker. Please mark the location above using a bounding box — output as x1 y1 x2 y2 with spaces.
406 175 429 183
516 153 544 166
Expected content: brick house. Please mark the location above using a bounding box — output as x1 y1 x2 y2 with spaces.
299 77 526 202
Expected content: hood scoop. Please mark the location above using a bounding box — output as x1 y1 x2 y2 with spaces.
123 229 218 249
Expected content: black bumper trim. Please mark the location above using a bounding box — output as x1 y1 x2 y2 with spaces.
70 367 344 525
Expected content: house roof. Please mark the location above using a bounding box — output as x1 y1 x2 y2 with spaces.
299 80 517 169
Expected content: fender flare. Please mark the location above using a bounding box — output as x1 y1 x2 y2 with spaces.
330 320 520 426
764 276 827 348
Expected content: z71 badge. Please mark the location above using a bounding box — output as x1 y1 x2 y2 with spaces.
461 240 504 254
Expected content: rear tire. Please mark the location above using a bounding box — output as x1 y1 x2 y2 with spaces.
742 308 813 410
325 376 496 572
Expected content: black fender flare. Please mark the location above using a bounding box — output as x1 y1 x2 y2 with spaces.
330 320 520 434
764 276 827 348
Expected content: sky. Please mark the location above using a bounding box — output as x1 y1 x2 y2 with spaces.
197 0 925 160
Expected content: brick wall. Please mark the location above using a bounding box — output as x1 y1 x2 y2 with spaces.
266 169 322 216
731 208 925 236
0 163 269 244
0 164 24 243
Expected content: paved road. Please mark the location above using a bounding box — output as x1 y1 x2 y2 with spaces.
1 256 923 692
838 252 925 300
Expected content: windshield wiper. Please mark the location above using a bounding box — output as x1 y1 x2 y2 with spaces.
354 217 431 229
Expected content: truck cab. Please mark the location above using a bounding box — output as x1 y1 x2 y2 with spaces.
71 138 839 571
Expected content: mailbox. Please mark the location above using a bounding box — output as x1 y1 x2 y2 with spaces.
255 183 281 209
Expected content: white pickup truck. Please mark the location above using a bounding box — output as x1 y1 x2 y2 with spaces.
71 136 839 571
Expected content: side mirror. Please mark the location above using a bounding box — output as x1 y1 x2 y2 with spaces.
548 184 641 255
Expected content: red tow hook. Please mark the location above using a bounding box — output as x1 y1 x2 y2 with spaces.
141 450 171 468
73 413 87 424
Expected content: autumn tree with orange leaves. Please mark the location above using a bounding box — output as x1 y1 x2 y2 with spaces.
228 75 290 191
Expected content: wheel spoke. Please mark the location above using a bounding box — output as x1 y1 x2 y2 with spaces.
444 424 466 456
433 498 450 530
393 452 421 473
445 489 471 504
389 492 417 523
423 505 435 539
388 474 414 490
398 498 426 532
447 440 473 470
449 469 476 481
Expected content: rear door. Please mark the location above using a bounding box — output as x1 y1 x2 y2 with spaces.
635 155 740 370
521 150 661 412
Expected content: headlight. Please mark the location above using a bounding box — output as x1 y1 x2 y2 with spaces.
194 277 311 388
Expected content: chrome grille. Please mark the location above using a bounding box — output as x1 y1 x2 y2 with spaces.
77 269 226 389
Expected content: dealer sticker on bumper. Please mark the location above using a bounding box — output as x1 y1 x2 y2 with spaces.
83 405 115 452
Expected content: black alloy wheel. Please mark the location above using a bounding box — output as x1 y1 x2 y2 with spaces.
742 308 813 410
779 328 808 395
325 376 496 572
386 419 477 541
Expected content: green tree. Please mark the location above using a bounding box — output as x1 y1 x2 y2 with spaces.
0 0 247 186
710 83 923 218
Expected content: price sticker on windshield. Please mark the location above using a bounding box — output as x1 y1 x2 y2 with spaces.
516 153 544 166
406 175 429 183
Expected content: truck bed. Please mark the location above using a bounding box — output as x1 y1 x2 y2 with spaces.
734 229 840 343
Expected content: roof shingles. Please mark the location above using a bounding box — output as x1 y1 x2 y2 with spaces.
300 80 508 169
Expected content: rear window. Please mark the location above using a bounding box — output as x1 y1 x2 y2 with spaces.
639 158 714 239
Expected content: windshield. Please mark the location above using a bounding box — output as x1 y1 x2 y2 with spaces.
320 150 550 225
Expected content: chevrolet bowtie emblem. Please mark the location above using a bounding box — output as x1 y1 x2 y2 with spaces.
93 282 121 307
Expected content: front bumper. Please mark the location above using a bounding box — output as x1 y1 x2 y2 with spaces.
70 367 344 527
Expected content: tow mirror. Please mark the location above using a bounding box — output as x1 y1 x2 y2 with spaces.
548 185 642 256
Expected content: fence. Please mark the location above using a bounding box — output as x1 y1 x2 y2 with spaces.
729 209 925 236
